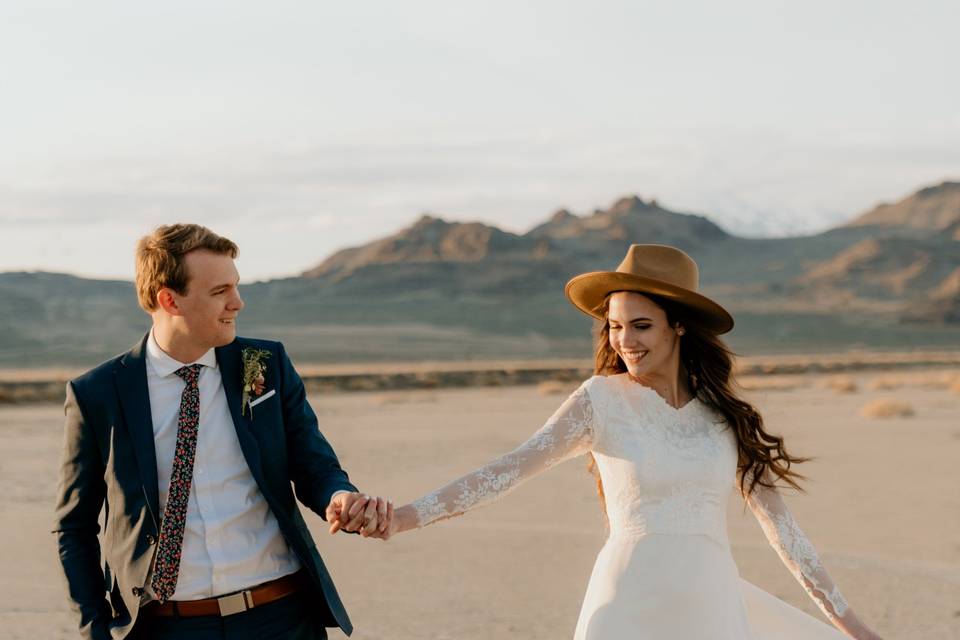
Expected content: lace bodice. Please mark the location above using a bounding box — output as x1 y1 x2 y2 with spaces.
410 375 852 625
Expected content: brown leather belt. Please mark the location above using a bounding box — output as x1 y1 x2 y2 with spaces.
142 570 308 618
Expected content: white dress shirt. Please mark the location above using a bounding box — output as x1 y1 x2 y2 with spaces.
144 331 301 601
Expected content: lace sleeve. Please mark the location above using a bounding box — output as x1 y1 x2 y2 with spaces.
410 383 596 528
742 481 850 624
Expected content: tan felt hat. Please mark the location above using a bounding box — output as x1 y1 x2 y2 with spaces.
564 244 734 334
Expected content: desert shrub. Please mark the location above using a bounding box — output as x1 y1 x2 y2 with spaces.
738 376 807 391
825 375 858 394
859 398 915 419
537 380 574 396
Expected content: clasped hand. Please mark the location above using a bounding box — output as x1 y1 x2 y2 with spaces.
325 492 394 539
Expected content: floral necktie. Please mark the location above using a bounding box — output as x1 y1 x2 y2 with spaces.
150 363 202 603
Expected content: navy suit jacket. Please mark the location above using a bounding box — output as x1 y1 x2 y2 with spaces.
53 335 358 639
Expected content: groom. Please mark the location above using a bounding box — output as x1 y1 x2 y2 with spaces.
53 224 390 639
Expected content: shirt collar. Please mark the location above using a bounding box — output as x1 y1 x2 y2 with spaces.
146 329 218 378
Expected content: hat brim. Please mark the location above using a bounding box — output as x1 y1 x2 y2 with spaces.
564 271 734 335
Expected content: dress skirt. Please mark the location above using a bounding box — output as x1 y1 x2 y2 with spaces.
573 533 847 639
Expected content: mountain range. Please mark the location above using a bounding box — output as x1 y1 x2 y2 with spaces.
2 181 958 367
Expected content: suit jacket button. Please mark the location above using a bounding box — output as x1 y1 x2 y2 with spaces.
146 534 156 545
132 587 144 597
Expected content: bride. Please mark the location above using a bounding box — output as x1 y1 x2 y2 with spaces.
347 244 882 639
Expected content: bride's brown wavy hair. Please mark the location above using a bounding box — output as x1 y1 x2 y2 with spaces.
586 293 810 517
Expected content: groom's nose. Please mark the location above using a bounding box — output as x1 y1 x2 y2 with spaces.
228 289 244 311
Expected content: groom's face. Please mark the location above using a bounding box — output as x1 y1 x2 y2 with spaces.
170 249 244 348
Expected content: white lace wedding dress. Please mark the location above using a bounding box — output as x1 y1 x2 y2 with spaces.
410 374 852 639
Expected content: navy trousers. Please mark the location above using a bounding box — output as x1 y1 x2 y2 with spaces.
128 592 329 640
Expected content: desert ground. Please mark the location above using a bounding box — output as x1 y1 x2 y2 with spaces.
2 369 958 639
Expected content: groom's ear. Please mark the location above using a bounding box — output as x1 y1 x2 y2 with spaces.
156 287 184 316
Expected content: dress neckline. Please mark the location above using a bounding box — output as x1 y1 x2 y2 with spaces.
619 374 698 413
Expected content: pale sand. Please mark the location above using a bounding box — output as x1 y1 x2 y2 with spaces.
2 373 958 639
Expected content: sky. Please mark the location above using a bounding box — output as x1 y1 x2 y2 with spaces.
2 0 958 282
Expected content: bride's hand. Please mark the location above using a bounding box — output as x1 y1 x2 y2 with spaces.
367 504 418 541
834 611 882 640
327 492 394 535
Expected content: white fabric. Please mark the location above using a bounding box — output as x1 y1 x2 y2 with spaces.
411 374 853 639
144 331 301 601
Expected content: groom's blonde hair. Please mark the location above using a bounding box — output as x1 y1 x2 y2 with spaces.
135 224 238 312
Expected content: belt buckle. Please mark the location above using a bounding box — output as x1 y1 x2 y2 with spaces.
217 590 253 616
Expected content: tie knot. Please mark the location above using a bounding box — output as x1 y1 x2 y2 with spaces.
175 363 202 384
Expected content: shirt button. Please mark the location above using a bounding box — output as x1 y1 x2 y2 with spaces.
146 534 156 545
132 587 144 597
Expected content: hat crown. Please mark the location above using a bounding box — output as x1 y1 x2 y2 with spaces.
616 244 699 292
563 242 733 333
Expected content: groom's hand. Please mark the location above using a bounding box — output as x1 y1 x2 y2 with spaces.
325 492 370 534
326 492 393 537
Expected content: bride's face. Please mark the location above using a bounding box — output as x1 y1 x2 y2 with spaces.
607 291 682 379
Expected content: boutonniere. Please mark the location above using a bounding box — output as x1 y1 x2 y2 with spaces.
241 347 271 417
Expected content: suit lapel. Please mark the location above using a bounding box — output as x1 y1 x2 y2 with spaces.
216 340 266 485
114 334 161 524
